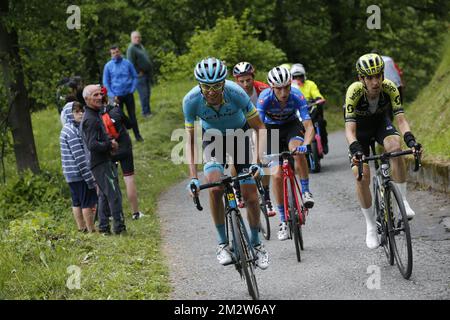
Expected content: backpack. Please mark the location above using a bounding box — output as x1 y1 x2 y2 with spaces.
101 112 119 139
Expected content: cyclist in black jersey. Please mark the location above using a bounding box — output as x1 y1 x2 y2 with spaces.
344 53 422 249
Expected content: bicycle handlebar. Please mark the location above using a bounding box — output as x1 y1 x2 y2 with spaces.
262 149 308 165
363 147 422 172
190 167 259 211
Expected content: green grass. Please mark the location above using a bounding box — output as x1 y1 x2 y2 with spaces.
0 80 195 299
405 35 450 163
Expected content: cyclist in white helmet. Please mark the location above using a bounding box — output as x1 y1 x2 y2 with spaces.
232 62 276 216
184 57 270 269
291 63 329 154
257 66 315 241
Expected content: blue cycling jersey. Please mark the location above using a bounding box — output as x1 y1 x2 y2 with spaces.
183 80 259 134
256 87 311 125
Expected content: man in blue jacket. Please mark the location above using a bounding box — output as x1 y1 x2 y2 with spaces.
103 45 144 142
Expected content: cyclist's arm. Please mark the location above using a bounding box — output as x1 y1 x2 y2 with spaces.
183 96 198 178
345 121 358 145
394 113 412 137
185 128 198 179
302 119 314 146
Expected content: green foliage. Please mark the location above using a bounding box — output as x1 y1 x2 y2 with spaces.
406 34 450 161
159 15 286 82
0 170 69 225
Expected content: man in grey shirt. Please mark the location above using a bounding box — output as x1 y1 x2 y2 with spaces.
127 31 152 118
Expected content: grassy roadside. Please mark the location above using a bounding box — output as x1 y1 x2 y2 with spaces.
405 35 450 163
0 81 195 299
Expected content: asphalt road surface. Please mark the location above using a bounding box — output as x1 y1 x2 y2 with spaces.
158 131 450 300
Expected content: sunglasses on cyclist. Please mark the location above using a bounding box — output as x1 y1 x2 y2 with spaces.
199 82 225 92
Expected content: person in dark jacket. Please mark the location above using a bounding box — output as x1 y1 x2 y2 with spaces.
81 84 126 235
100 87 144 220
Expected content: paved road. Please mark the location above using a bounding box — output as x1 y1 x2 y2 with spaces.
158 131 450 300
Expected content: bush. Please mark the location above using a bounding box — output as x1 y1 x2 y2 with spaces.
159 15 287 82
0 170 69 226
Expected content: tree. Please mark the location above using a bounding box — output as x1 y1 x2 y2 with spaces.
0 1 40 174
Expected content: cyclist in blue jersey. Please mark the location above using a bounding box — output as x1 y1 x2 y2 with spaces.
184 57 269 270
257 66 315 241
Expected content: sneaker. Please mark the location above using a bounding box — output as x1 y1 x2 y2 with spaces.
403 200 415 220
277 222 289 241
254 243 269 270
136 135 144 142
132 211 145 220
303 192 315 209
216 243 233 265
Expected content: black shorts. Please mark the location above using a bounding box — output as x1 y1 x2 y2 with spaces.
68 181 98 209
266 119 305 155
202 123 253 176
356 115 399 156
113 152 134 176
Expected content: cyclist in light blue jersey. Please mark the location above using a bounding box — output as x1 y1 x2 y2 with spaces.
184 57 269 270
257 66 315 241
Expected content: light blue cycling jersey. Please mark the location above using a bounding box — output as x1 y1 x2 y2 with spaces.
183 80 259 134
256 86 311 125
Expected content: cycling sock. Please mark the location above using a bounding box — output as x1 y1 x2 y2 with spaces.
361 207 376 230
300 179 310 193
250 226 261 247
277 204 286 223
216 224 228 245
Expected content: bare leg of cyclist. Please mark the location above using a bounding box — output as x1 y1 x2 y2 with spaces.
271 165 289 241
384 135 415 218
241 183 269 270
205 169 233 265
352 164 378 249
289 139 314 208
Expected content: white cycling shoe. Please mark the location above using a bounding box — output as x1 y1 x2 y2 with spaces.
403 200 416 220
216 244 233 265
254 243 269 270
277 222 289 241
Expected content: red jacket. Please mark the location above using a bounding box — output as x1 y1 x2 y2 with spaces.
254 80 269 95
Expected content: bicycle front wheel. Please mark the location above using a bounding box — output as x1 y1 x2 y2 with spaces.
386 181 413 279
373 179 394 265
287 181 302 262
231 210 260 299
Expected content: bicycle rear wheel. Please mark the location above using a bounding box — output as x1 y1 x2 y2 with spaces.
287 181 302 262
231 210 259 299
373 179 394 265
386 182 413 279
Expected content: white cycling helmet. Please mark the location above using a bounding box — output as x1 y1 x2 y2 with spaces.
232 62 255 77
290 63 306 78
267 66 291 88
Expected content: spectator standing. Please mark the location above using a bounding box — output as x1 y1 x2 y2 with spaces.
100 87 144 220
127 31 153 118
103 45 144 142
60 101 97 233
81 84 127 235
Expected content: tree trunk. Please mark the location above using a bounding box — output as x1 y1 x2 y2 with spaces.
0 2 40 174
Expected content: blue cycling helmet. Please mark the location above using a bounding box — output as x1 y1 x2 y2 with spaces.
194 57 227 84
